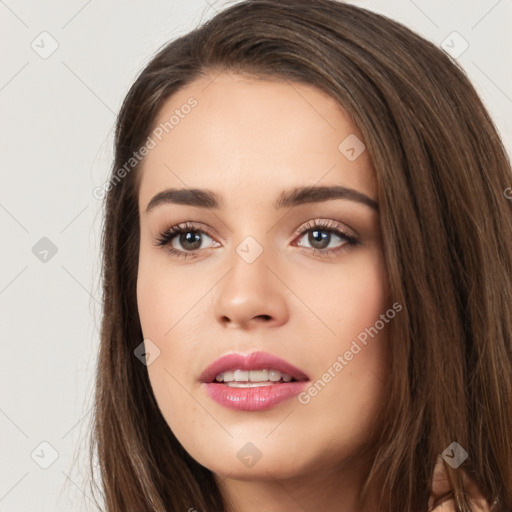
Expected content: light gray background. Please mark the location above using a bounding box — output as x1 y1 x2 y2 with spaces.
1 1 511 510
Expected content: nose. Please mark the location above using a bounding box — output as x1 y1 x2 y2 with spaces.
212 245 289 330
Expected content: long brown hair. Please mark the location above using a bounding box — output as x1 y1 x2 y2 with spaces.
87 1 512 510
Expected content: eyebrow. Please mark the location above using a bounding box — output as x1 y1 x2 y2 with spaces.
145 185 378 213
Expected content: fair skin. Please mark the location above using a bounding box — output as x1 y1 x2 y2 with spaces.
136 71 391 511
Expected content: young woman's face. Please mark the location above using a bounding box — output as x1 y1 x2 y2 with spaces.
136 72 391 485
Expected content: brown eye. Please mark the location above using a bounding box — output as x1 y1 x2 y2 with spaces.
155 222 220 258
294 219 359 255
176 231 203 251
306 230 334 250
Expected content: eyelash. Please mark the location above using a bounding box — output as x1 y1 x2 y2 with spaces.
154 220 359 259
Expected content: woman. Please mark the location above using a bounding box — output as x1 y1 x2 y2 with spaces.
89 1 512 510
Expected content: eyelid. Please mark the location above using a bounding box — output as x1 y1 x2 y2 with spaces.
154 221 218 248
292 218 358 240
155 218 360 258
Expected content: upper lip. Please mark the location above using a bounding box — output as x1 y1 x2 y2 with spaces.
199 351 310 383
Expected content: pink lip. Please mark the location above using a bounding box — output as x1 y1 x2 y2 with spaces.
200 351 310 412
199 351 310 383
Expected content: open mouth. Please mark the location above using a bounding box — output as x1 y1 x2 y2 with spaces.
214 369 300 387
200 352 309 411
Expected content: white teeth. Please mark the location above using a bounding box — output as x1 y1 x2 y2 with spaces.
214 369 294 383
249 369 268 382
268 370 281 382
234 370 249 382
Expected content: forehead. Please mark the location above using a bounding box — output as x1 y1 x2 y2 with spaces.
137 72 376 210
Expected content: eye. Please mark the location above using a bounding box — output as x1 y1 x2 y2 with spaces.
155 219 359 259
155 222 220 259
293 219 359 256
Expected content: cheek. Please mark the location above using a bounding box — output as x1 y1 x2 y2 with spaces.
302 249 389 343
136 248 206 412
342 262 388 339
136 272 174 339
136 259 201 379
136 264 202 443
295 250 391 421
136 244 198 340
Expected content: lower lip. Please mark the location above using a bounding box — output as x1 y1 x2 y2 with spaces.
203 381 308 411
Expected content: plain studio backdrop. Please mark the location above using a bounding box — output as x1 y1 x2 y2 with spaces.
0 1 511 510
